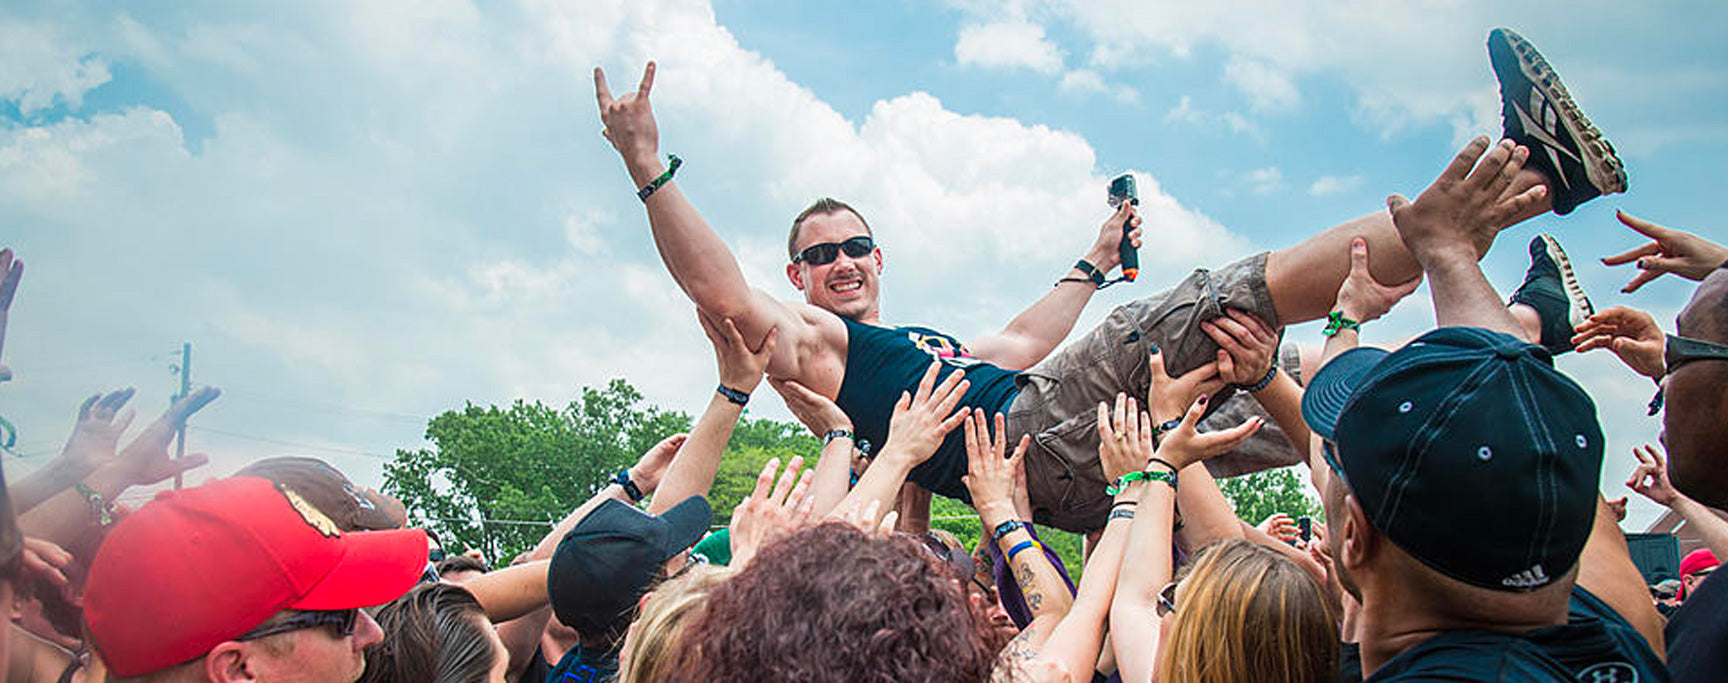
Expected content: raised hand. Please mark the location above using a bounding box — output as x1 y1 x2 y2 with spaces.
1203 308 1280 386
1333 237 1423 323
629 433 688 495
100 387 219 488
1152 393 1263 471
1387 137 1545 266
1096 393 1154 483
0 247 22 383
1084 202 1143 274
879 362 970 465
1627 444 1682 508
1602 211 1728 293
59 388 138 476
595 62 660 166
961 410 1030 523
1571 305 1666 379
729 456 816 567
835 498 898 539
1258 512 1300 543
1147 348 1225 423
700 311 776 394
769 378 852 436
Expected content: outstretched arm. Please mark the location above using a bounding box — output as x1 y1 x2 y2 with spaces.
647 314 775 516
1387 138 1544 336
595 63 811 374
967 204 1141 371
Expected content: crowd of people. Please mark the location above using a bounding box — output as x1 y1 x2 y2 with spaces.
0 26 1722 683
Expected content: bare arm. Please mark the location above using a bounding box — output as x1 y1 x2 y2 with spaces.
964 411 1073 645
968 204 1141 370
1628 444 1728 560
766 377 854 516
1110 392 1263 683
1577 496 1666 656
649 315 775 516
595 63 811 373
464 560 552 622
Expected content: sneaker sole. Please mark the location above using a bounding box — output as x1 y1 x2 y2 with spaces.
1538 233 1595 326
1501 29 1628 196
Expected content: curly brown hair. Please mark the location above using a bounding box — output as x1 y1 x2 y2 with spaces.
665 522 1003 683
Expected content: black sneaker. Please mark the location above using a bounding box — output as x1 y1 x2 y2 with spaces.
1488 28 1627 215
1510 234 1595 354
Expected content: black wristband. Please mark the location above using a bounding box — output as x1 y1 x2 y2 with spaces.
1056 259 1107 289
992 519 1030 544
1240 365 1278 393
823 429 854 444
611 470 644 502
716 384 750 406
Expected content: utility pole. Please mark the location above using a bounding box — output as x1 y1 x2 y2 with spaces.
171 342 191 490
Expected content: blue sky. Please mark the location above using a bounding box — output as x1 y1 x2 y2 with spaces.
2 0 1724 530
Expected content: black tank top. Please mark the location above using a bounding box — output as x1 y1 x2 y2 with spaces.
835 318 1022 501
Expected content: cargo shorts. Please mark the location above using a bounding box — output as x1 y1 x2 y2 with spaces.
1003 252 1308 533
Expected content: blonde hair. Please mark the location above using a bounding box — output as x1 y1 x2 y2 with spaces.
1158 540 1337 683
618 565 732 683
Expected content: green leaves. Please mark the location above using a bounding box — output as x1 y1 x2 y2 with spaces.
1217 466 1323 528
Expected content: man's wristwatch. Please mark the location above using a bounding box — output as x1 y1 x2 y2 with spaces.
611 470 645 503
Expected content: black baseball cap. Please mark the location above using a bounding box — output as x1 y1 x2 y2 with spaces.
1301 327 1603 592
548 496 711 635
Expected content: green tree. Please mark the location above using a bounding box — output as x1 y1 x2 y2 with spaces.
1217 466 1323 528
383 379 688 561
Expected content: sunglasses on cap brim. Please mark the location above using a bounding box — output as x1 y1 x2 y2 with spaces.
792 236 875 265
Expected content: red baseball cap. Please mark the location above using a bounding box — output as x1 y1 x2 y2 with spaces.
84 477 428 676
1681 548 1719 578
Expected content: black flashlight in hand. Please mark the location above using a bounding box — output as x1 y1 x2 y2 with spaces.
1107 173 1140 282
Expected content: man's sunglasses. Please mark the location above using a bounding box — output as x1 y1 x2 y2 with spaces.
792 236 874 265
237 609 359 641
1647 334 1728 415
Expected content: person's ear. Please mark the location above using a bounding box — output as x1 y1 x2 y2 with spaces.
872 248 883 275
206 642 256 682
1340 495 1375 571
786 263 806 291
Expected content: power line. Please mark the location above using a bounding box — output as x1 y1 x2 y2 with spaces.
21 351 182 376
213 387 430 425
189 426 401 460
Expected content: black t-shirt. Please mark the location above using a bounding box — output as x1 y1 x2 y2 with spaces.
515 645 553 683
834 318 1022 501
1363 587 1668 682
1665 572 1728 683
544 643 617 683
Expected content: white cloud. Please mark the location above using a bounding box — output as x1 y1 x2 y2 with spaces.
995 0 1617 138
1308 174 1364 196
1058 68 1138 103
1244 167 1283 194
954 20 1063 74
1223 55 1299 111
2 0 1247 490
0 21 112 115
1164 95 1261 140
